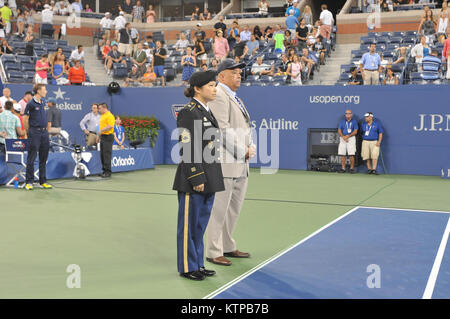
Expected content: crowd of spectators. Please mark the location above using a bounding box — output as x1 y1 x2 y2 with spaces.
344 2 449 85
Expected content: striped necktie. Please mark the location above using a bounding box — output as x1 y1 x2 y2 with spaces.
234 95 249 121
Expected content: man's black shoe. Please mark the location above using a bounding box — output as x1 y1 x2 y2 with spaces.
199 267 216 277
367 170 373 174
372 170 379 175
101 172 111 178
339 169 346 173
180 271 205 281
350 169 355 174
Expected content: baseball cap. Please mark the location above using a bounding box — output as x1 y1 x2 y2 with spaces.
217 58 246 74
13 104 22 112
143 42 149 46
44 4 50 9
111 41 118 46
105 12 110 15
196 23 202 26
119 11 124 15
47 97 57 104
364 112 374 117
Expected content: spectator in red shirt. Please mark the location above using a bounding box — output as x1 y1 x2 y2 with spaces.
12 103 26 139
68 60 86 85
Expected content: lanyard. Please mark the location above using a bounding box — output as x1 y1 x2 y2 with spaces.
345 121 352 131
366 123 373 135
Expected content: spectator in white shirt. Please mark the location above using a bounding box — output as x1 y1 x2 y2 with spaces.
57 1 69 16
41 4 54 24
251 56 274 75
319 4 334 40
0 88 16 112
240 25 252 42
113 11 127 40
175 32 190 53
100 12 113 33
70 45 85 63
411 35 429 64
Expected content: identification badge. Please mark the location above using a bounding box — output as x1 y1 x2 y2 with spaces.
365 131 369 136
347 129 351 134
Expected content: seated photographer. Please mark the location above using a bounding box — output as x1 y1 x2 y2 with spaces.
113 116 125 150
123 64 142 87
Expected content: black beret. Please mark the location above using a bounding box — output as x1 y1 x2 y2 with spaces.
188 70 217 88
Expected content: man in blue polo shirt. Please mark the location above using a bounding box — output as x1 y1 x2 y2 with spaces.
338 109 358 173
360 43 382 85
285 1 300 18
23 84 52 190
361 112 383 175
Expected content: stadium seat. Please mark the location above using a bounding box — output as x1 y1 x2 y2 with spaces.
361 36 376 45
246 75 259 82
390 63 404 73
376 37 390 45
339 73 351 81
164 68 176 82
8 71 24 82
17 56 34 64
4 62 21 71
351 50 364 59
56 40 68 46
112 63 128 79
11 42 26 49
340 64 354 73
21 63 35 72
389 37 402 45
1 55 16 63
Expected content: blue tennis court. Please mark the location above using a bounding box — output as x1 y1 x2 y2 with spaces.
208 207 450 299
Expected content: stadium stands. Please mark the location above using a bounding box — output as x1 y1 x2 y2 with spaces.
336 29 449 86
0 35 90 85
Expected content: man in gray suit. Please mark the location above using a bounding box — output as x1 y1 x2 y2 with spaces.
206 59 256 266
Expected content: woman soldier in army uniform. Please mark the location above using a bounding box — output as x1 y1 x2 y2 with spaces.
173 70 225 281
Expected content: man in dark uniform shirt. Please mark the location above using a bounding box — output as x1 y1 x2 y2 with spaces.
23 84 52 190
213 15 227 35
173 70 225 281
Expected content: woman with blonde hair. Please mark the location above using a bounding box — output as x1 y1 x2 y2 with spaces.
438 1 448 36
302 5 313 27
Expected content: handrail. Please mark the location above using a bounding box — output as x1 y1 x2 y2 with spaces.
0 57 8 84
339 0 355 16
212 0 235 21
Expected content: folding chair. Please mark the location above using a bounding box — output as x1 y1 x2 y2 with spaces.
4 139 28 188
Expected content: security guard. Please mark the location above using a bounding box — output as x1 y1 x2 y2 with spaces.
23 84 52 190
173 70 225 281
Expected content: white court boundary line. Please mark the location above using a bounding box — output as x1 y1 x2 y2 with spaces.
204 206 361 299
423 216 450 299
359 206 450 215
204 206 450 299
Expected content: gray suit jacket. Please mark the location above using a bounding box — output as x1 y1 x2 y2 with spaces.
208 83 252 178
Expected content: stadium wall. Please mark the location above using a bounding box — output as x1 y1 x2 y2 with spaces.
6 84 450 177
